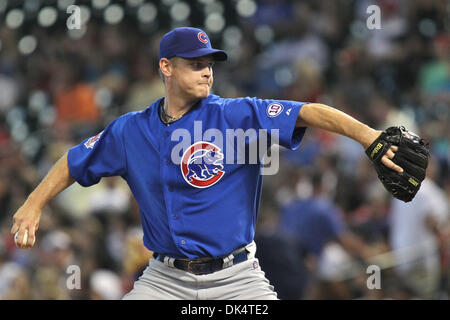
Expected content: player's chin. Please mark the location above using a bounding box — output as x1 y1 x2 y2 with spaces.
196 87 210 98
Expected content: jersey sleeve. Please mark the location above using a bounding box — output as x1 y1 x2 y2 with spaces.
67 116 128 187
223 97 308 150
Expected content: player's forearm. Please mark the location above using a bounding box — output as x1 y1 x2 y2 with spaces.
297 103 380 149
26 152 76 209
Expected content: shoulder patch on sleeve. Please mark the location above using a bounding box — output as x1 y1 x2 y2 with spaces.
84 131 104 149
266 102 284 118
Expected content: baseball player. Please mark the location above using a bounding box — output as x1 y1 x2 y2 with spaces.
11 27 426 300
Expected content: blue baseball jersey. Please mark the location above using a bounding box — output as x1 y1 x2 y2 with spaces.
68 94 308 259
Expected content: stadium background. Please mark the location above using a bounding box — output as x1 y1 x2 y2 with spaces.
0 0 449 299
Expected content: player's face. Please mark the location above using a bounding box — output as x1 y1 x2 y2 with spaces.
171 56 215 99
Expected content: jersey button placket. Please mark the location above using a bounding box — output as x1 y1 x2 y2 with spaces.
160 129 180 251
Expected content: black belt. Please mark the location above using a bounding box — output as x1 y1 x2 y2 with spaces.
154 249 249 275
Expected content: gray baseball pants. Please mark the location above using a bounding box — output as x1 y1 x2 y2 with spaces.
122 242 278 300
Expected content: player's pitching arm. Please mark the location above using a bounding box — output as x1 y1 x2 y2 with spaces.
296 103 403 173
10 152 76 249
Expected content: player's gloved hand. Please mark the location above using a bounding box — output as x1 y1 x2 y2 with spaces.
365 126 430 203
10 203 41 249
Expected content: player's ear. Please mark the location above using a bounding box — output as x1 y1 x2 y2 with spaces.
159 58 173 79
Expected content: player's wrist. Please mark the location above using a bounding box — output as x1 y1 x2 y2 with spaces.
25 192 47 210
360 127 382 150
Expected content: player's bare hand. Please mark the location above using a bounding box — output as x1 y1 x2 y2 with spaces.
381 145 403 173
10 203 41 249
364 129 403 174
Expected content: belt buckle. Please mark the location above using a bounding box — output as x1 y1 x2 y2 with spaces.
187 260 203 274
187 260 195 274
187 260 210 275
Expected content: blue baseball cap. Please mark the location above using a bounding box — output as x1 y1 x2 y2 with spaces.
159 27 228 62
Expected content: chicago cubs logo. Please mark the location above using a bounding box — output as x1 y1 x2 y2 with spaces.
84 131 104 149
197 32 208 44
266 102 284 118
181 141 225 188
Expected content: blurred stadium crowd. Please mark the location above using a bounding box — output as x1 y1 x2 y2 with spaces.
0 0 449 299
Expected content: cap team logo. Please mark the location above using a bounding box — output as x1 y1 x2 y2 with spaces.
266 102 284 118
197 32 208 44
181 141 225 188
84 131 104 149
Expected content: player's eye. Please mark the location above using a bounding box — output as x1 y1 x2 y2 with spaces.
191 62 202 69
191 61 214 70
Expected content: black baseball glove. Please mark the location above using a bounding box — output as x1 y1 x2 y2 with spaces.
365 126 430 202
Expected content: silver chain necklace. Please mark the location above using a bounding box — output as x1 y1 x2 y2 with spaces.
161 104 187 124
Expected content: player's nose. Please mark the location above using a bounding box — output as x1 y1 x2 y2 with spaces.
202 67 211 78
202 63 213 77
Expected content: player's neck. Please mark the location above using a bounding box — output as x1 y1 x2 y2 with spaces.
163 92 200 118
